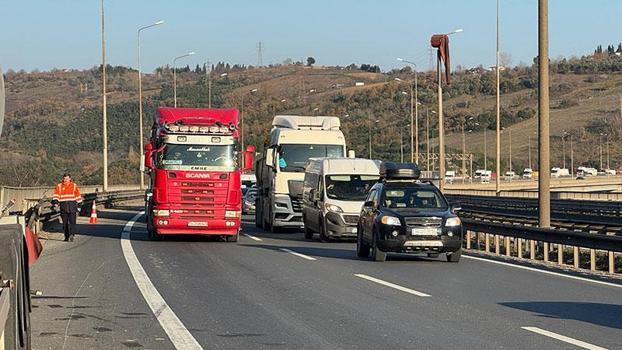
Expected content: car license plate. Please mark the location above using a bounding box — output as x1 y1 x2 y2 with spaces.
351 227 358 233
188 222 208 227
412 228 438 236
404 240 443 247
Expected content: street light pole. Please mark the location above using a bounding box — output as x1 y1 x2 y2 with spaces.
538 0 551 228
137 19 164 190
562 133 566 169
240 88 258 151
427 109 431 171
495 0 501 194
606 134 610 170
484 128 487 171
570 134 574 177
394 69 419 164
101 0 108 192
205 60 212 108
599 133 604 170
172 51 195 107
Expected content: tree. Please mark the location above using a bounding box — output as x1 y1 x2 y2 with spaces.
306 57 316 66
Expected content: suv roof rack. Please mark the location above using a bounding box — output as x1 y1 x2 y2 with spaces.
380 162 421 180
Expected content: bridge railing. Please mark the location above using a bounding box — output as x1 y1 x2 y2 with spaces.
445 188 622 201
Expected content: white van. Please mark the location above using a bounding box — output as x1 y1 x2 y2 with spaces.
302 158 380 241
445 170 456 184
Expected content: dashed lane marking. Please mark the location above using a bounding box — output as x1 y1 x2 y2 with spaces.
463 255 622 289
521 326 608 350
279 248 317 261
354 274 431 297
242 233 263 241
121 212 203 350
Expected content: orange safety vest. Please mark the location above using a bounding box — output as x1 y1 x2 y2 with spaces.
52 181 82 203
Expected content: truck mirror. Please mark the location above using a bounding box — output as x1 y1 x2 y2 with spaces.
243 145 256 171
265 148 274 168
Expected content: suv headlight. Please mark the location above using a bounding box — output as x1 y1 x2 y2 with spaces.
324 203 343 213
381 216 401 226
154 209 170 217
445 217 462 227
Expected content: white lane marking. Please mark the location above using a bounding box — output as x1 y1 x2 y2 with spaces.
521 326 608 350
242 233 262 241
354 274 431 297
463 255 622 289
279 248 317 261
121 212 203 350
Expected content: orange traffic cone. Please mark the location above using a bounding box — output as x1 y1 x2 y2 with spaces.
89 200 99 224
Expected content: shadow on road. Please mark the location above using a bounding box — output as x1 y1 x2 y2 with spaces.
240 243 362 261
499 301 622 329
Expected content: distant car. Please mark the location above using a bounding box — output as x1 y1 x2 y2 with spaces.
356 162 463 263
243 188 257 214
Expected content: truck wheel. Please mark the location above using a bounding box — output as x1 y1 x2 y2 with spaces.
319 221 329 242
255 206 262 228
356 230 370 258
303 223 314 240
372 233 386 262
446 248 462 263
226 231 239 242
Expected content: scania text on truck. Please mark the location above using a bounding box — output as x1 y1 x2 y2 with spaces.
143 107 255 241
255 116 347 232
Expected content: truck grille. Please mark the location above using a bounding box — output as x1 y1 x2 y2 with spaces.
290 196 303 213
405 216 442 228
342 214 359 225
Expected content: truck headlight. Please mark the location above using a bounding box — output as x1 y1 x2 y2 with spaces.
324 203 343 213
225 210 241 218
154 209 170 217
381 216 401 226
445 217 462 227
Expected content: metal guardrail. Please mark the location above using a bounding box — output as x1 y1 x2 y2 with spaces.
445 188 622 201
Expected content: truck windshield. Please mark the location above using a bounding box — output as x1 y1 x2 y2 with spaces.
159 144 236 169
325 175 378 201
383 184 448 210
278 144 343 172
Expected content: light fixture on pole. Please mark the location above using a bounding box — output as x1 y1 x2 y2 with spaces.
172 51 195 107
137 19 164 190
241 88 258 150
395 58 419 164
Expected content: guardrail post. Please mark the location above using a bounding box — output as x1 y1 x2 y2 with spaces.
517 239 522 258
466 231 471 249
573 247 579 269
494 235 500 255
558 244 563 265
530 240 535 260
590 249 596 271
609 252 615 274
485 233 490 253
543 242 549 262
505 237 511 256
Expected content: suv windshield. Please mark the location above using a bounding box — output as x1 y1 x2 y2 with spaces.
382 183 447 210
159 144 236 169
278 144 343 172
325 175 378 200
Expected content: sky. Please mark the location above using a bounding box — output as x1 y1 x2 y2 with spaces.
0 0 621 73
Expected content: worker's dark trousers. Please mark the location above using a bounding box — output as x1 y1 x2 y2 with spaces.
61 212 77 240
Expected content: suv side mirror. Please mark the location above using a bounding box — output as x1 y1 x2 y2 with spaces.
450 203 462 212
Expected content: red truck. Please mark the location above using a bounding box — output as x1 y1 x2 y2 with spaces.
143 107 255 241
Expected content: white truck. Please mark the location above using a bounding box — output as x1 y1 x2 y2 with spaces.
551 167 570 177
474 169 491 183
302 158 380 241
255 116 347 232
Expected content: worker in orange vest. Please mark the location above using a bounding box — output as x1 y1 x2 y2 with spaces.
51 173 82 242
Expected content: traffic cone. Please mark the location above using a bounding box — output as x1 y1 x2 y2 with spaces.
89 200 99 224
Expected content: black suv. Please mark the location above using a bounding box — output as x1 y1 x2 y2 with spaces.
356 162 463 262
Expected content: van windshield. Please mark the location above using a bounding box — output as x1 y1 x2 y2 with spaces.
325 175 378 201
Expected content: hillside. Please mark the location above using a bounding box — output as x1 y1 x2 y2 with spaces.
1 56 621 186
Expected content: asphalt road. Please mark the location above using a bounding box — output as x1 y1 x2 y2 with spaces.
30 207 622 349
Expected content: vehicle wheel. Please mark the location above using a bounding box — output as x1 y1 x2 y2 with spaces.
319 220 329 242
255 205 262 228
303 221 314 240
446 248 462 263
226 231 239 242
371 232 386 262
356 229 371 258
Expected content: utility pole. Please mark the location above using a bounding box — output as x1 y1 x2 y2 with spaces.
462 119 466 182
562 133 566 169
509 128 512 172
528 135 532 169
101 0 108 192
606 134 610 170
538 0 551 228
570 134 574 177
495 0 501 194
484 128 487 171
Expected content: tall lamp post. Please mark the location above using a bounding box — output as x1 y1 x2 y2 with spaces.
137 19 164 190
395 59 419 163
240 88 258 150
495 0 502 194
172 51 195 107
434 28 462 190
101 0 108 192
